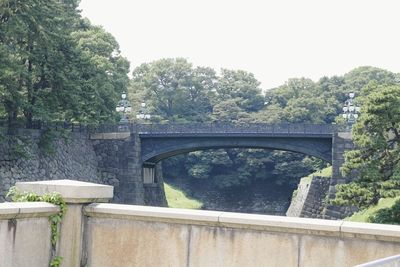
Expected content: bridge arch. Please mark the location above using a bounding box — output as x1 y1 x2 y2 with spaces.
141 136 333 164
134 123 335 184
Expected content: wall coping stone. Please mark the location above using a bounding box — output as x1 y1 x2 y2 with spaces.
0 202 59 220
341 221 400 242
16 179 113 203
84 203 400 241
84 203 223 226
218 212 341 235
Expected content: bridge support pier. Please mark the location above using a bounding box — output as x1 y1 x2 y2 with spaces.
324 132 357 219
92 133 145 205
91 133 168 207
143 162 167 207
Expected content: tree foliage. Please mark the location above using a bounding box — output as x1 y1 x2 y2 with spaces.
130 58 215 122
0 0 129 126
334 85 400 208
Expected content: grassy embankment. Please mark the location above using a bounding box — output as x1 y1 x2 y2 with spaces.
345 197 400 223
164 183 203 209
304 166 332 182
305 167 400 223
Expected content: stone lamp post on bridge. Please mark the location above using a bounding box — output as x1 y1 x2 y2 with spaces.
136 102 151 121
116 91 132 131
342 92 360 131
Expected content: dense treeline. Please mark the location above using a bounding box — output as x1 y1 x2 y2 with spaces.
129 59 400 195
0 0 129 126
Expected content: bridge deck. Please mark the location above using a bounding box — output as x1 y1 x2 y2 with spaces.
118 123 337 136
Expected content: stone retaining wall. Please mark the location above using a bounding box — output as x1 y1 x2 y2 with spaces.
286 175 330 218
0 129 167 207
0 130 101 202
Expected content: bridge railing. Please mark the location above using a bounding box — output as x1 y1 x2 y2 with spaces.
1 119 341 135
133 123 336 135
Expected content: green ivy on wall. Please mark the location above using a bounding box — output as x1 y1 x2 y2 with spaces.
7 187 67 267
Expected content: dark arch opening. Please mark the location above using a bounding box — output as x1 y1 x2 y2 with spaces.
159 146 331 216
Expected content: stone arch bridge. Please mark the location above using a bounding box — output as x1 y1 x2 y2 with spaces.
90 123 352 206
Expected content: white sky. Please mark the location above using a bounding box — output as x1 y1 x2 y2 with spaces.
79 0 400 90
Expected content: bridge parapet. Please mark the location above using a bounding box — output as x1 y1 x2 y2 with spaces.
86 123 342 137
0 120 342 137
135 123 336 136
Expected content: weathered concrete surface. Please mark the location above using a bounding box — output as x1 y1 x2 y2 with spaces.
13 180 112 267
83 204 400 267
16 179 113 267
0 201 59 220
84 218 190 267
0 202 58 267
58 204 84 267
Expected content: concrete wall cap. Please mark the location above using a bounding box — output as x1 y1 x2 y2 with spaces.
84 203 222 223
85 204 344 234
84 204 400 242
0 202 59 220
219 212 342 232
341 221 400 238
16 179 113 203
0 202 19 217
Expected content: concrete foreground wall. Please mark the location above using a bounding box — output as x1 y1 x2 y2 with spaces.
0 202 58 267
84 204 400 267
2 180 400 267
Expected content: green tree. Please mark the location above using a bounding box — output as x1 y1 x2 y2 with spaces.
334 85 400 208
0 0 81 125
343 66 398 92
211 98 250 123
216 69 264 112
71 24 130 123
0 0 129 126
130 58 215 122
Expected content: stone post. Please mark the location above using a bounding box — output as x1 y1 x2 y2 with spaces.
15 179 113 267
330 132 355 197
324 132 357 219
